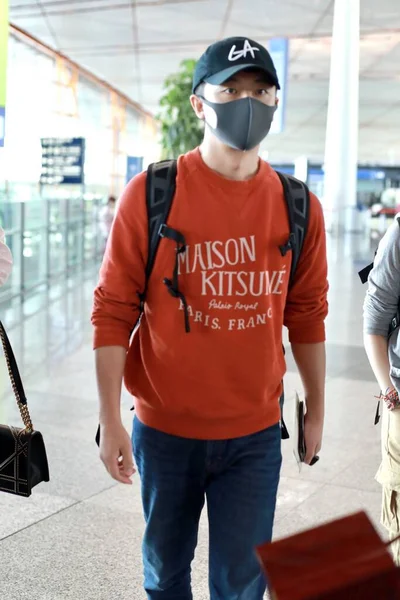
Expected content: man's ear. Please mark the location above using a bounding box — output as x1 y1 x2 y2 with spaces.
190 95 205 120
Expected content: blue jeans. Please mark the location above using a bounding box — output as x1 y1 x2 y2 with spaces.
133 418 282 600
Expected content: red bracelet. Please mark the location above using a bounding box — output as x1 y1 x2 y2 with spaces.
379 388 400 411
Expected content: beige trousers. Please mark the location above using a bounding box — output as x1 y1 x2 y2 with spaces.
376 404 400 565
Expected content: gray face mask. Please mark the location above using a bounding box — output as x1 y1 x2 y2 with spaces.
201 96 277 151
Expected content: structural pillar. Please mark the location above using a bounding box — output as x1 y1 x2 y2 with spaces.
323 0 360 234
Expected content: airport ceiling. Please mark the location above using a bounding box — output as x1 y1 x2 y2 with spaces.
8 0 400 165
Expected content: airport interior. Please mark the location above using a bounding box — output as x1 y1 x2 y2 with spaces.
1 0 400 598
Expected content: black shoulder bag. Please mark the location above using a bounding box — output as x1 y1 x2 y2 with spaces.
0 321 49 497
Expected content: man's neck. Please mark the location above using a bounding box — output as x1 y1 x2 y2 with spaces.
199 136 260 182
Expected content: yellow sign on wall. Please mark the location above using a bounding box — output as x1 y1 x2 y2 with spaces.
0 0 9 146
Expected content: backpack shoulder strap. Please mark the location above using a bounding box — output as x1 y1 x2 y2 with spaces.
359 216 400 284
275 172 311 442
359 261 374 284
144 159 178 289
275 171 311 287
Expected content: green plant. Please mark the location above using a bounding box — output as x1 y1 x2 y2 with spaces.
158 59 204 159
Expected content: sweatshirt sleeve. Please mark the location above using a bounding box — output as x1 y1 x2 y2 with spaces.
91 172 147 350
284 192 328 343
363 217 400 337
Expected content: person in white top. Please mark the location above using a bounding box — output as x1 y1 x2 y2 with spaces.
0 227 12 286
99 196 117 247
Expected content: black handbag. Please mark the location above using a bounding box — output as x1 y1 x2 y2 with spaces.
0 321 49 497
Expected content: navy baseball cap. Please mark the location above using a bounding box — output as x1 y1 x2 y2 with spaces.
192 36 280 94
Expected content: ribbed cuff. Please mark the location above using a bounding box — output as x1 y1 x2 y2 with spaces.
93 327 130 350
363 326 390 337
288 323 326 344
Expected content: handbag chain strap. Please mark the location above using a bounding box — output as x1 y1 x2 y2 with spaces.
0 321 33 432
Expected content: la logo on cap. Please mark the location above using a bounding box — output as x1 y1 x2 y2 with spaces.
228 39 260 62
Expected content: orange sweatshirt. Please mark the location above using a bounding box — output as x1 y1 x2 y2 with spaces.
92 149 328 440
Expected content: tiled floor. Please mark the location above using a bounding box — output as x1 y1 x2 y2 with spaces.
0 233 384 599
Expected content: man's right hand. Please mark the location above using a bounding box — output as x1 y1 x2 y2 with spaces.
99 422 135 484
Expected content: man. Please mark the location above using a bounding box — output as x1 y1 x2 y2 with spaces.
92 36 328 600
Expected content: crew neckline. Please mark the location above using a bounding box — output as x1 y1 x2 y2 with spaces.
184 147 273 195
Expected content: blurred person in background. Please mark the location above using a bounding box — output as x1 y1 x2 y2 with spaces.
0 227 12 287
98 195 117 249
0 227 13 418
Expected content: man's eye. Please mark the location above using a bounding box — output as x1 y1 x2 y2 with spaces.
224 88 237 94
257 89 270 95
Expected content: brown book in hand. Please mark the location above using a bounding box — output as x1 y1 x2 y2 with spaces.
257 511 400 599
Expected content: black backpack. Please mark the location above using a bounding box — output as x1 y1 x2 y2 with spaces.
142 159 311 440
96 160 310 446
